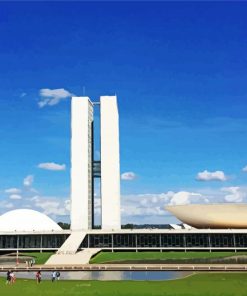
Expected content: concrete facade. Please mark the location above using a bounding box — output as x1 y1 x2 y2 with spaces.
70 97 93 230
100 96 121 230
70 95 121 231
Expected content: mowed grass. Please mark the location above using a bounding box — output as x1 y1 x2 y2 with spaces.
1 273 247 295
19 252 54 264
90 251 247 264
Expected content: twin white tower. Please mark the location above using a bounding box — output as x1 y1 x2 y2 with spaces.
70 96 121 231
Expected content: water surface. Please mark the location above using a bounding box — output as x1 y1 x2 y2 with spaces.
3 270 192 281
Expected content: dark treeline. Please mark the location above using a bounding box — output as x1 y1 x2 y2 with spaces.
57 222 171 230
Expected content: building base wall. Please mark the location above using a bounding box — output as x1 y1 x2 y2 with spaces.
2 230 247 251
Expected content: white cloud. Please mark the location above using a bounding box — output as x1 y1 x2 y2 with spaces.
29 188 39 194
36 201 65 215
121 172 137 180
9 194 22 200
94 197 101 216
64 199 70 212
121 205 165 217
222 186 245 203
120 192 170 218
38 162 66 171
1 177 69 219
38 88 73 108
29 195 39 201
5 188 21 194
168 191 205 205
33 196 69 216
120 190 211 224
0 201 14 209
196 170 227 181
23 175 34 187
242 166 247 172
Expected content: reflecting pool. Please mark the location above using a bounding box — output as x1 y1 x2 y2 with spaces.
4 270 192 281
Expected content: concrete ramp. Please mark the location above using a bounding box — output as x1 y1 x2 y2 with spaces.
57 231 86 255
45 248 101 265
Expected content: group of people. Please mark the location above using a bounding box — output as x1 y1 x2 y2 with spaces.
6 270 61 284
35 270 61 283
6 270 16 284
26 259 35 267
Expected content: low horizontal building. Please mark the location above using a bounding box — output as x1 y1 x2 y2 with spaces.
2 228 247 252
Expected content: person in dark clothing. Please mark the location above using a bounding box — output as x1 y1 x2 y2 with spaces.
56 271 60 280
52 271 56 282
6 270 11 285
36 271 41 284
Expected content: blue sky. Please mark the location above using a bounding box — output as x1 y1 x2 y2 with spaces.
0 1 247 224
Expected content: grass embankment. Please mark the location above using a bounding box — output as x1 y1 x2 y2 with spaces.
1 273 247 295
19 252 54 264
90 251 247 264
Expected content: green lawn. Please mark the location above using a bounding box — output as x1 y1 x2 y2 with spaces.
19 252 54 264
1 273 247 295
90 251 247 264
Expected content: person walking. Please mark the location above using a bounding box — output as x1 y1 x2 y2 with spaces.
10 271 16 284
51 271 56 282
56 271 60 280
6 270 11 285
36 271 41 284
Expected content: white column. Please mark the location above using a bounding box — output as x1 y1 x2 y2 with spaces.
100 96 121 230
70 96 93 230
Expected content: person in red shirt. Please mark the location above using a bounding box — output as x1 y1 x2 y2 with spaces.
36 271 41 284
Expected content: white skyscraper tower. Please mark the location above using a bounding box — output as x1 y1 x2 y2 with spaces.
100 96 121 230
70 95 121 231
70 97 93 231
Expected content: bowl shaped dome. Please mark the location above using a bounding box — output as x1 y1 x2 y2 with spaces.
0 209 62 232
166 204 247 229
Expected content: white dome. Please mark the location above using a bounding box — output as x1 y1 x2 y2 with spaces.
0 209 62 232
